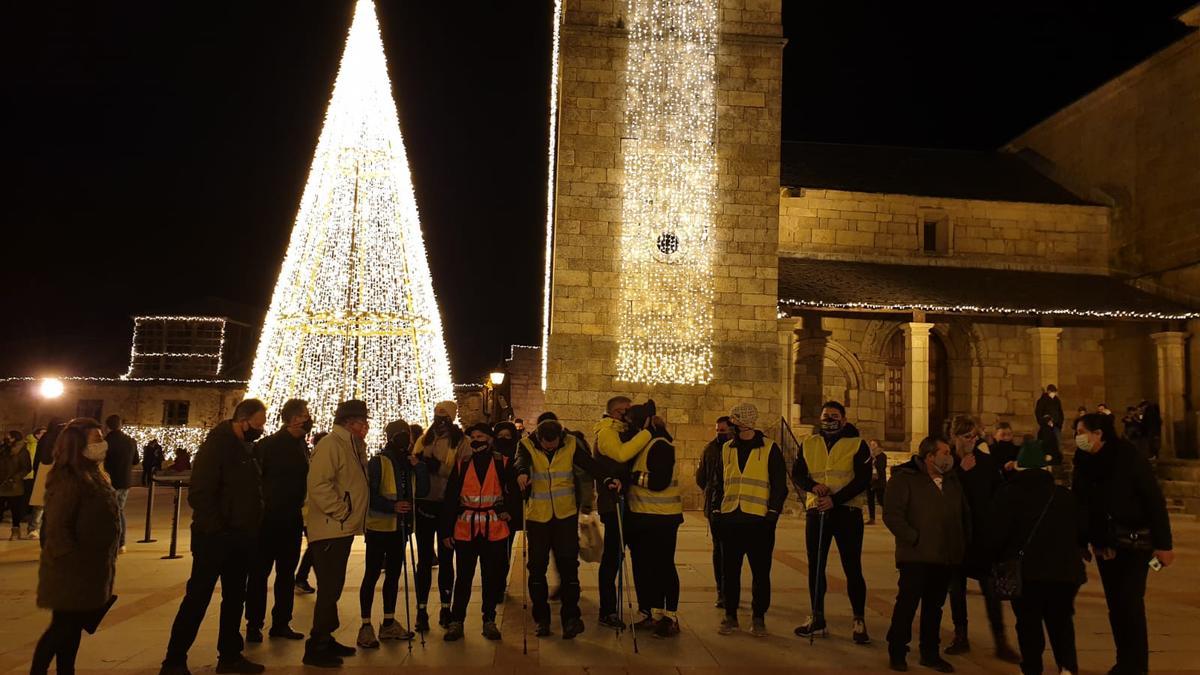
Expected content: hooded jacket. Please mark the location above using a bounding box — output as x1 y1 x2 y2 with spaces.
883 456 970 566
305 424 369 543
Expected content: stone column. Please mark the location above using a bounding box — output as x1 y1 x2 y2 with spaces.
1027 327 1063 393
794 313 831 429
903 322 934 452
1151 331 1188 460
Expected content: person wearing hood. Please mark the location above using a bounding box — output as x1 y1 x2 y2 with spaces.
985 443 1087 675
883 436 969 673
161 399 267 675
357 419 429 648
1034 385 1065 448
412 400 468 633
515 417 619 638
244 399 312 644
440 423 520 642
791 400 872 644
711 403 788 637
694 416 733 608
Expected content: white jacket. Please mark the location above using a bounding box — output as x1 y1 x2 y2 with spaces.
304 424 369 543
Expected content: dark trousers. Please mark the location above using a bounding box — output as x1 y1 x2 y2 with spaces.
948 567 1006 635
627 516 681 613
414 503 453 607
360 529 406 618
1098 549 1152 674
22 478 35 523
0 494 24 526
164 530 254 666
867 486 884 521
31 610 87 675
708 516 724 599
598 510 622 616
296 538 313 581
309 535 354 644
526 516 581 625
451 537 507 623
806 507 867 617
1011 581 1079 675
887 562 952 659
245 518 302 630
718 518 775 617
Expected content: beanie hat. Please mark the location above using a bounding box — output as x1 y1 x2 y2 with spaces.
383 419 410 442
1017 439 1049 470
493 421 518 438
729 402 759 430
464 422 495 438
434 400 458 419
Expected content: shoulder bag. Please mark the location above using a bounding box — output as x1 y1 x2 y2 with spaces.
989 490 1055 600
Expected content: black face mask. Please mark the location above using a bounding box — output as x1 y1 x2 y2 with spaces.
387 434 411 455
244 424 264 442
301 418 314 434
494 437 517 453
470 439 490 451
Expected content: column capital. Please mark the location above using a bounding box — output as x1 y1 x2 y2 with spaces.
901 321 934 336
1150 331 1188 346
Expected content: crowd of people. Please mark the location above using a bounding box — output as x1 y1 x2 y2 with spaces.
20 389 1178 675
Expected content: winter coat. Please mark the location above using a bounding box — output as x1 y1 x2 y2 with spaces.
870 452 888 491
103 429 138 490
954 450 1003 577
255 429 310 525
695 436 725 517
1072 437 1172 551
413 428 467 503
37 469 120 611
1035 393 1064 430
883 456 970 566
985 468 1087 586
188 420 264 536
305 424 369 543
592 418 638 515
0 442 31 497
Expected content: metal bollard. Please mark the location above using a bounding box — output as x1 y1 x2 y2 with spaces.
162 483 183 560
138 468 157 544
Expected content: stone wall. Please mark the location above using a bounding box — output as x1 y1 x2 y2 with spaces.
504 346 545 424
779 189 1111 274
544 0 785 508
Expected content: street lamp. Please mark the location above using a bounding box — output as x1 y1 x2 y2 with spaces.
489 371 506 386
39 377 64 399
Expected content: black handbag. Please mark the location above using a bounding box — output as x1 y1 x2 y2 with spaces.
81 595 118 634
989 492 1054 601
1110 520 1154 553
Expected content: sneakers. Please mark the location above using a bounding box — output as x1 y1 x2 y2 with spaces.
214 656 265 674
8 528 17 541
357 623 380 649
918 655 955 673
534 622 552 637
25 528 38 540
852 617 871 645
378 621 415 641
481 620 502 641
415 608 430 632
562 617 585 640
632 613 657 631
652 617 679 639
598 613 625 630
245 627 263 643
439 606 453 628
794 615 828 638
119 545 128 554
294 579 316 594
750 616 768 637
268 625 304 640
718 615 739 635
943 629 969 655
444 621 465 642
302 643 342 669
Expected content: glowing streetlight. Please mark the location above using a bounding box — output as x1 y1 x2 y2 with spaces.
39 378 64 399
489 371 506 387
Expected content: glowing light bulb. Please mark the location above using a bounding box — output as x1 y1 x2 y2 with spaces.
38 378 64 399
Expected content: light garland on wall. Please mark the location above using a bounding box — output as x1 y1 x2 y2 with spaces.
0 375 248 386
615 0 719 385
122 316 227 379
778 298 1200 321
124 425 209 454
246 0 454 448
540 0 563 392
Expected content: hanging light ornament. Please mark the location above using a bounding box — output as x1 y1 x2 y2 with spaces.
247 0 454 446
616 0 719 385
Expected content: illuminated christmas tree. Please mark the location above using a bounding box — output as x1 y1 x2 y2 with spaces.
248 0 453 445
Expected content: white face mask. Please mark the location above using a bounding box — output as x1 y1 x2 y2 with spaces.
1075 434 1093 452
84 440 108 462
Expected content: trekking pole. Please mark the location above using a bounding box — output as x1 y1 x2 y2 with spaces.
521 529 528 655
615 496 639 654
810 509 827 646
402 474 414 653
408 483 425 649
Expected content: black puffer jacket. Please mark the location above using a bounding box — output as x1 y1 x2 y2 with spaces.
985 468 1087 586
189 421 263 535
255 429 309 525
1072 437 1172 551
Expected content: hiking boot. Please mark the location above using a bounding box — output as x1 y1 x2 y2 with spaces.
889 653 909 672
268 625 304 640
794 615 828 638
302 643 342 668
598 613 625 630
245 627 263 643
718 615 739 635
918 655 955 673
443 621 465 642
994 639 1021 663
943 628 969 655
852 617 871 645
214 656 265 674
294 579 315 594
632 613 657 631
562 617 585 640
439 606 453 628
356 623 380 649
328 639 356 657
534 622 552 637
751 616 768 637
415 608 430 632
378 621 414 641
481 620 502 641
652 617 679 639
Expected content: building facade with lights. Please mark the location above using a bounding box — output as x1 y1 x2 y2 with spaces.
541 0 1200 508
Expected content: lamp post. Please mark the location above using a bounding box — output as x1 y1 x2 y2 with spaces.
31 377 64 430
488 370 506 424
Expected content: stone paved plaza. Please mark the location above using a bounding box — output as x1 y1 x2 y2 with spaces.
2 487 1197 674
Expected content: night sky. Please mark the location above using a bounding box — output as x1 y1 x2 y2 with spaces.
4 1 1193 382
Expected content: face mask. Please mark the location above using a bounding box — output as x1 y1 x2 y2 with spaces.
494 437 516 453
1075 434 1092 452
820 418 842 433
388 434 411 454
84 440 108 462
243 424 264 442
932 454 954 474
301 418 314 434
1048 392 1057 399
470 439 490 451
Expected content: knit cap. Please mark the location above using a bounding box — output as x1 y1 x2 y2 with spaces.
383 419 410 442
729 402 759 430
1017 439 1049 469
433 400 458 419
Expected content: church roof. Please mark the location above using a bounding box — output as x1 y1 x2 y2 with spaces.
780 141 1093 206
777 257 1199 320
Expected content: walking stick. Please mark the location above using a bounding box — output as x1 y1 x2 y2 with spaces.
408 479 425 649
810 509 827 646
614 496 639 654
521 529 528 655
402 473 415 653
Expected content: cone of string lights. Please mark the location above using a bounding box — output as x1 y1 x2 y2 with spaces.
247 0 453 446
615 0 719 386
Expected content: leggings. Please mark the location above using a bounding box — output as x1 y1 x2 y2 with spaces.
31 610 87 675
627 514 681 614
360 530 406 618
414 502 453 607
806 507 867 617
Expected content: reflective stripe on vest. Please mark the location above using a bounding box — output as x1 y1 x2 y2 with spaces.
719 438 772 517
366 455 400 532
802 434 866 510
522 435 578 523
627 437 682 515
454 455 510 542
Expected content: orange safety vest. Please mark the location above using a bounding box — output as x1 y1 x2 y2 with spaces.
453 454 511 543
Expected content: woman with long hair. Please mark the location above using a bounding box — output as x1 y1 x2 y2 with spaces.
31 418 120 675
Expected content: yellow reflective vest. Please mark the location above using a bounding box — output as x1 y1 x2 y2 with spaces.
720 437 773 517
522 434 579 522
627 437 682 516
802 433 866 510
366 455 400 532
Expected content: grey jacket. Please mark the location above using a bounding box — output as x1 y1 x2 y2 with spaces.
883 456 971 566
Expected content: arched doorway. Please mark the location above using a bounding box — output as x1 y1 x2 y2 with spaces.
884 329 949 442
